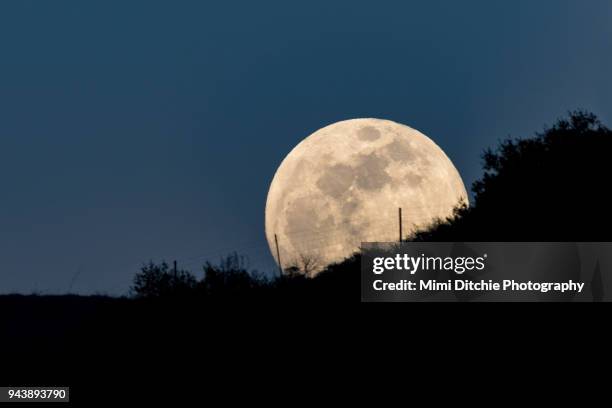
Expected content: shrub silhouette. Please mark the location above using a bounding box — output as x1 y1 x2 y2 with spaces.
131 261 197 298
199 253 266 298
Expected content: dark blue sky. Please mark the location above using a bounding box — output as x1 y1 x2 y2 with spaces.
1 1 611 294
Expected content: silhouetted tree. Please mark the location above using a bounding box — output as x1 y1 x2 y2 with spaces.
131 261 197 298
286 253 322 278
413 110 612 241
199 253 264 297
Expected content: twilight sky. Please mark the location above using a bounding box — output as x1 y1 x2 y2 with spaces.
1 0 611 294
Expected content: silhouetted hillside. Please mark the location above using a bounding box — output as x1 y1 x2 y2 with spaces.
128 252 360 302
5 111 606 317
5 112 610 399
412 111 612 241
123 111 612 301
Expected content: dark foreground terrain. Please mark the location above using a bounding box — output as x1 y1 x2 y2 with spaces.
4 112 611 402
3 282 364 403
3 291 601 405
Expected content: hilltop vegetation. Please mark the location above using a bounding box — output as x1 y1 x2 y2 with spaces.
127 110 612 301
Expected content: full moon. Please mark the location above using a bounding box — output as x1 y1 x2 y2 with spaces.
265 118 468 275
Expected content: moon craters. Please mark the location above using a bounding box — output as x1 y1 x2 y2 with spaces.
353 153 391 191
265 118 468 275
316 153 392 197
316 164 354 198
358 126 382 141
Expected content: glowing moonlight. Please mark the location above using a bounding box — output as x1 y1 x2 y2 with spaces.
265 118 468 275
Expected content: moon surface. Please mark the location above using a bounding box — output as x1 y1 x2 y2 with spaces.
265 118 468 275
